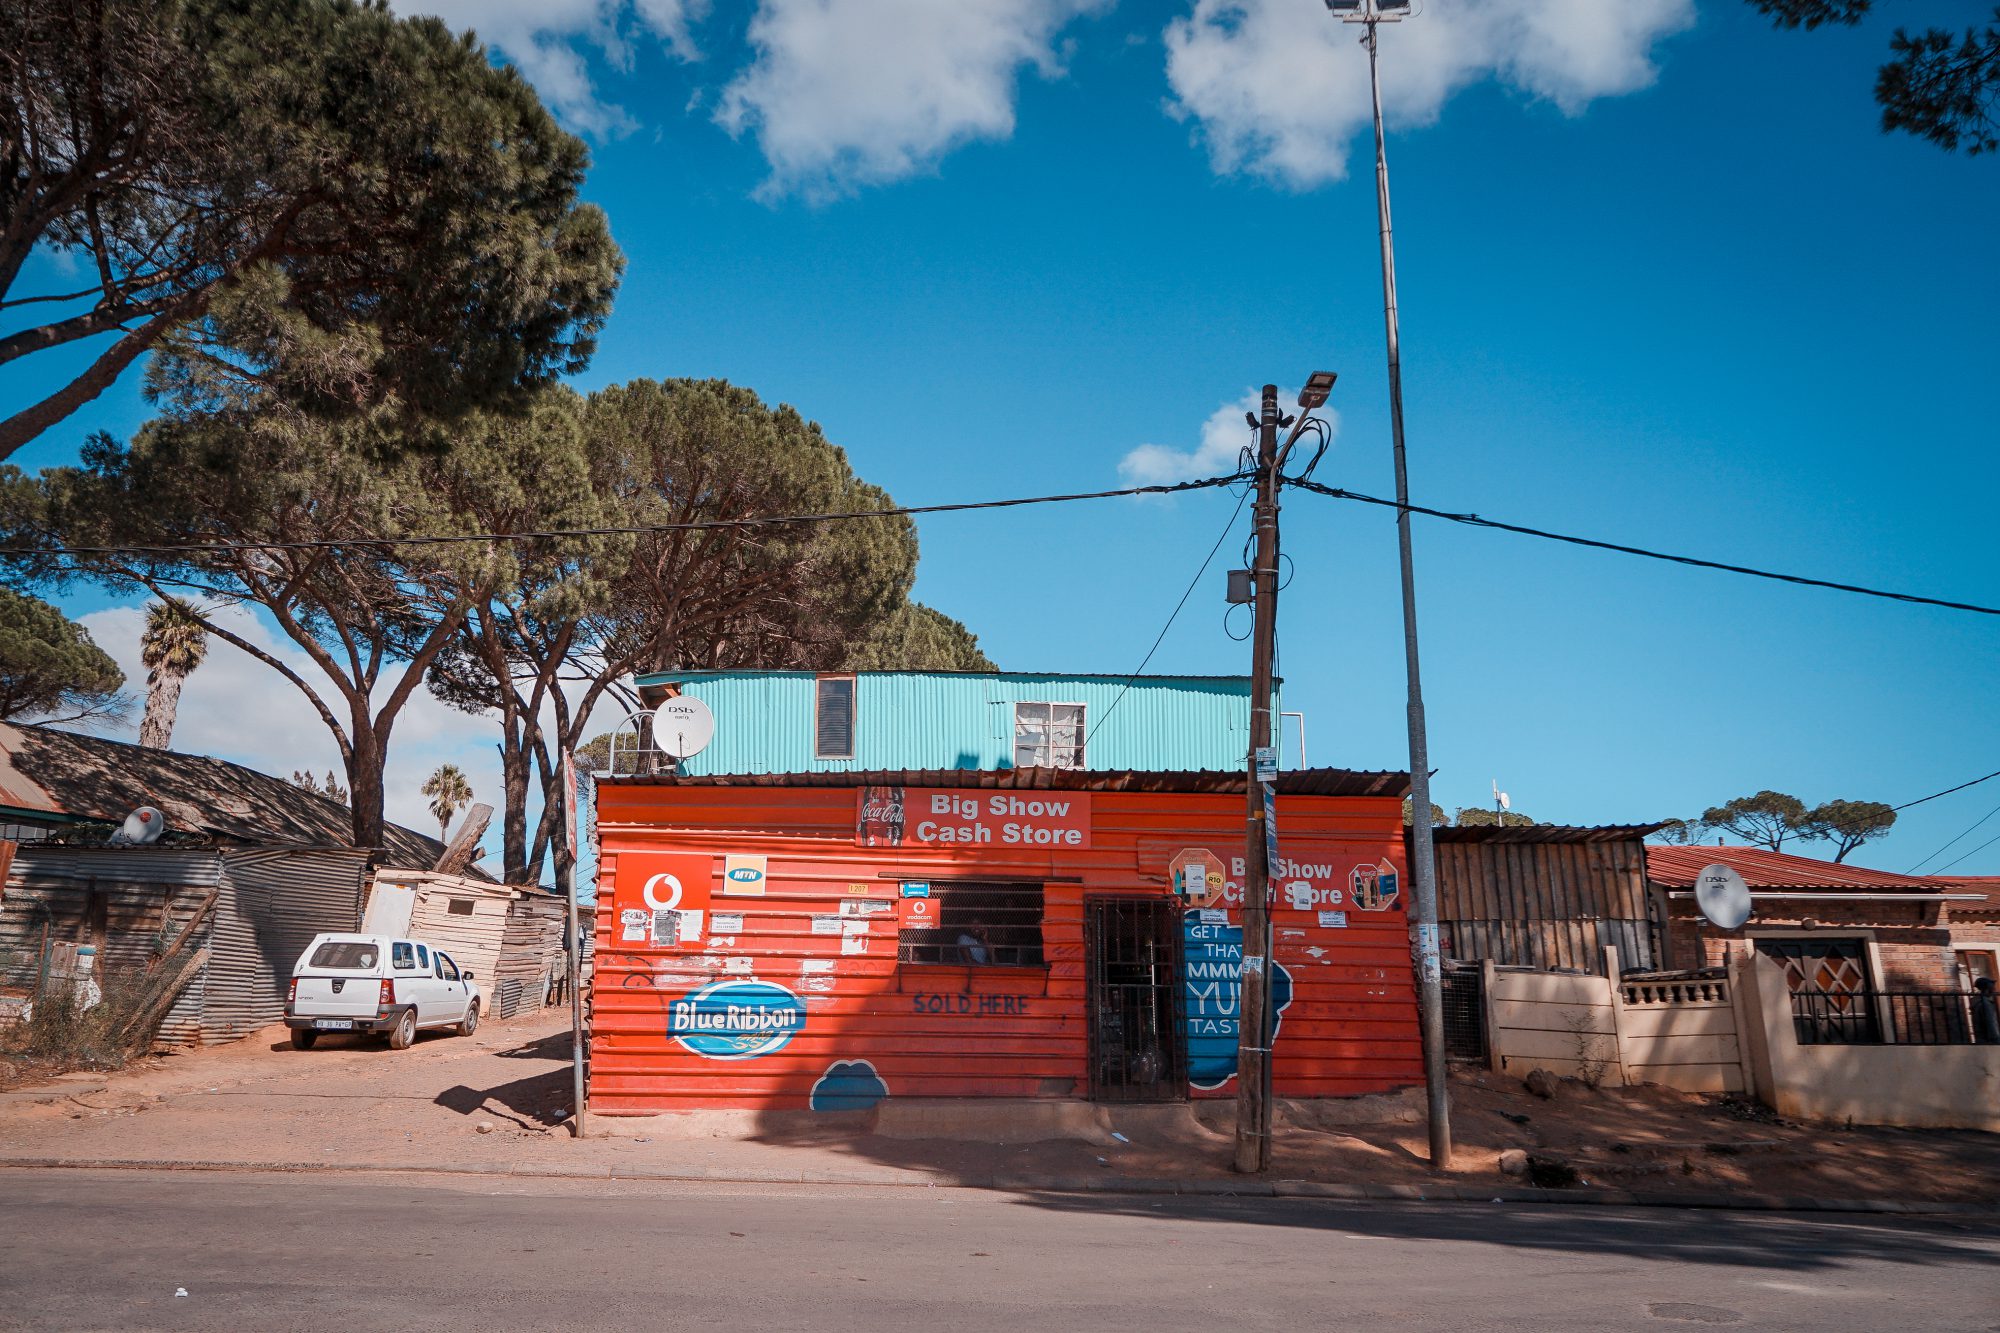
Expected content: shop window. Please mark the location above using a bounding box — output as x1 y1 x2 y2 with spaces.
899 882 1045 968
816 675 855 759
1014 702 1085 769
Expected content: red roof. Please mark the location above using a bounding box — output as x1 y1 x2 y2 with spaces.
1645 844 1945 892
1938 876 2000 915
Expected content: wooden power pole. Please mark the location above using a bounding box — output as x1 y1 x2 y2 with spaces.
1233 384 1283 1175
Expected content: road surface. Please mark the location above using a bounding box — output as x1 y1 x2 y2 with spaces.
1 1168 1994 1330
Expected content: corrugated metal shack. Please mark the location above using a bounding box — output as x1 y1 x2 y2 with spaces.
591 767 1421 1115
362 869 568 1019
0 844 371 1044
1429 824 1666 974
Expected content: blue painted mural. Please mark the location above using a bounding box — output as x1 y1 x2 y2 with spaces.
1183 909 1294 1090
810 1060 890 1111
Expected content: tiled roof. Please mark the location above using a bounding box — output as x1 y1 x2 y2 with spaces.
1938 876 2000 915
1645 843 1943 892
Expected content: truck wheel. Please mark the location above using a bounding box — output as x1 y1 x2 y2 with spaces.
388 1010 416 1050
457 1002 480 1037
291 1029 318 1050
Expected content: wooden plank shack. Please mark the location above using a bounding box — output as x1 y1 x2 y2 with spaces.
1428 824 1665 975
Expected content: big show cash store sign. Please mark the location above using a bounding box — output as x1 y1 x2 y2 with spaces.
856 787 1092 849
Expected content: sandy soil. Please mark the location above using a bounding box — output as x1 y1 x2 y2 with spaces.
2 1014 1995 1203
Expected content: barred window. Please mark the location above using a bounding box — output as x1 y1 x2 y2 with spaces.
1014 702 1085 769
816 675 856 759
898 882 1045 968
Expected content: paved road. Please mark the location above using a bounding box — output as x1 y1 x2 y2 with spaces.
1 1169 1994 1331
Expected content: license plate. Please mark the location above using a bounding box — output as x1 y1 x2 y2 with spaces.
313 1019 354 1031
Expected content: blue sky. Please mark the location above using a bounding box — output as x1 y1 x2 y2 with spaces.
6 0 1997 876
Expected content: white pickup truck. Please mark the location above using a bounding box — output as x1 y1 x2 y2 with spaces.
285 933 480 1050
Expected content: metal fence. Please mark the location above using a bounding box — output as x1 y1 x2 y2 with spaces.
1790 989 1986 1046
1440 966 1486 1062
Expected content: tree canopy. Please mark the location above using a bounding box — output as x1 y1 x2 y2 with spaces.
1668 788 1898 862
0 0 623 457
0 587 124 724
1750 1 2000 155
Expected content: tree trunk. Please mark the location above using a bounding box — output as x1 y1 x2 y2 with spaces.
500 736 532 885
139 671 184 749
345 725 387 852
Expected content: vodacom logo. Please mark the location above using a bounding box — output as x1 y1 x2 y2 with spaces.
643 872 685 912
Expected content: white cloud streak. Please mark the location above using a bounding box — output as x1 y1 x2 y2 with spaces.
394 0 710 138
1163 0 1695 188
717 0 1109 202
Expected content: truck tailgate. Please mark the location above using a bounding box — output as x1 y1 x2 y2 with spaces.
292 975 381 1021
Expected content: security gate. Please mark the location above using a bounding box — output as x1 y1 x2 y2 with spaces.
1085 897 1187 1103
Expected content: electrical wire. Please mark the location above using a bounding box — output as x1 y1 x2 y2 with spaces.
1907 797 2000 874
6 472 1251 561
1082 484 1252 750
1287 477 2000 617
1933 829 2000 876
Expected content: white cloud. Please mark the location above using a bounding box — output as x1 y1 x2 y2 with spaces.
717 0 1109 202
394 1 710 138
1120 390 1342 486
1163 0 1694 188
77 603 499 845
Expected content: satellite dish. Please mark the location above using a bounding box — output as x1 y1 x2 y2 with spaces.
114 806 167 846
1694 862 1753 931
651 696 714 759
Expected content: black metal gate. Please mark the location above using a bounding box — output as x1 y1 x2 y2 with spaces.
1085 897 1187 1103
1440 965 1486 1062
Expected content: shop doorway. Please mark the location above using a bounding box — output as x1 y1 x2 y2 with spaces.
1085 897 1187 1102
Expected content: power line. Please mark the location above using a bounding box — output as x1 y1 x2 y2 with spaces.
1933 828 2000 876
1083 481 1252 751
7 473 1249 561
1287 477 2000 617
1908 798 2000 874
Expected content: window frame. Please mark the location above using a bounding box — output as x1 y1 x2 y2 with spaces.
446 898 475 916
436 952 461 981
896 880 1047 970
1013 700 1087 770
392 941 417 971
814 674 857 761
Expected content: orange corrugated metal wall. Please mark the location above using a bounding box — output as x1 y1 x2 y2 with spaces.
590 784 1422 1113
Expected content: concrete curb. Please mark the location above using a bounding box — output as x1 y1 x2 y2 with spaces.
1 1155 1994 1216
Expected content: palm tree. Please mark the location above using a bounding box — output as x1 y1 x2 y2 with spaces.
422 763 474 840
138 600 207 750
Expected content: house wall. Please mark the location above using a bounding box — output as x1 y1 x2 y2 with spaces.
639 673 1263 777
590 783 1420 1114
1736 951 2000 1132
203 850 370 1043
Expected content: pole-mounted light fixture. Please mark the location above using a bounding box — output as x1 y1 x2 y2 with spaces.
1297 370 1337 410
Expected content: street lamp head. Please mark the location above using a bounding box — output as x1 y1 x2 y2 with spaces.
1326 0 1412 18
1297 371 1337 410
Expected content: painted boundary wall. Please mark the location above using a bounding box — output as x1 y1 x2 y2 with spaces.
1736 951 2000 1133
1484 949 1747 1094
589 783 1421 1114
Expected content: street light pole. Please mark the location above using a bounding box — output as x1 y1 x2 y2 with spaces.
1337 0 1452 1170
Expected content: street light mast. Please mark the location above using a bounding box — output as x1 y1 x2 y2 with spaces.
1330 0 1452 1170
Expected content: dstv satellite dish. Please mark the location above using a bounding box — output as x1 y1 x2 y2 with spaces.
651 696 715 760
114 805 167 846
1694 862 1753 931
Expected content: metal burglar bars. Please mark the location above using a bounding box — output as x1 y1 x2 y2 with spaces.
1439 965 1486 1061
1085 897 1188 1102
1791 990 1981 1046
897 882 1046 968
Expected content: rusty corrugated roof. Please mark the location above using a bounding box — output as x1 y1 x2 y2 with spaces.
601 766 1410 798
1645 843 1943 892
1430 823 1666 845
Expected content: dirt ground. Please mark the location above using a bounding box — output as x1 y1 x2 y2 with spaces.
2 1013 1996 1203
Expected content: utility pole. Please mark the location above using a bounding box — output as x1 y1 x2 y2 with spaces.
1337 0 1452 1169
1234 383 1282 1175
